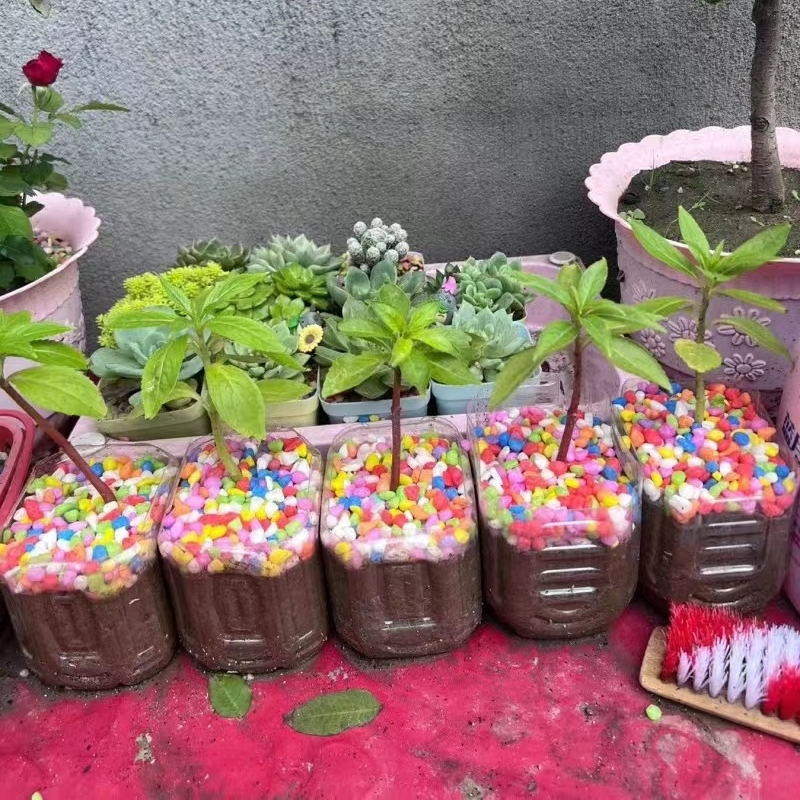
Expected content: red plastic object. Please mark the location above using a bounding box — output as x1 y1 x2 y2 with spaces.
0 410 36 527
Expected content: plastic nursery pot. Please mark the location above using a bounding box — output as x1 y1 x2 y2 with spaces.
265 381 320 428
320 417 481 658
431 325 536 416
614 381 798 614
159 432 328 672
0 443 178 689
96 379 211 442
320 384 431 425
468 381 641 639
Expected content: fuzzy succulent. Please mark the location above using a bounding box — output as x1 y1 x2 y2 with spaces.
90 326 203 382
174 238 251 271
247 234 342 275
225 322 311 383
448 304 530 382
326 259 426 309
346 217 410 269
272 264 330 310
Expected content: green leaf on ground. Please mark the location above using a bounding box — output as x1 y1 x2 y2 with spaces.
285 689 382 736
208 674 252 719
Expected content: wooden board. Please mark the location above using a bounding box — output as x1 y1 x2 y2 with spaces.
640 627 800 744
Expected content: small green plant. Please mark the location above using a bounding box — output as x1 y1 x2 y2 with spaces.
631 206 791 419
0 310 113 502
321 284 476 489
491 259 678 462
271 264 330 310
327 259 426 309
108 273 309 479
226 321 315 387
248 234 342 274
174 239 250 271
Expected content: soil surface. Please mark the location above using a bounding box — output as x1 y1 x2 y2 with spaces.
619 160 800 257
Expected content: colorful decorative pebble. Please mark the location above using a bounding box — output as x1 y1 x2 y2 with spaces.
613 382 798 522
322 429 476 567
159 436 321 577
0 451 174 597
473 406 637 549
33 228 73 263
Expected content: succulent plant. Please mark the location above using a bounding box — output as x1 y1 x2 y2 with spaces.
272 264 330 310
90 326 203 382
247 234 342 275
326 259 426 309
268 295 307 330
346 217 411 269
448 304 530 382
225 321 311 384
220 274 275 321
175 238 251 271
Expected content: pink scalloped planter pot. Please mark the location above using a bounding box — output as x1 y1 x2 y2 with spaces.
586 126 800 410
0 193 100 415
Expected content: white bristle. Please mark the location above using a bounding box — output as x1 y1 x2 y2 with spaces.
692 645 712 692
782 627 800 667
744 628 767 710
677 651 693 686
727 627 748 704
764 626 787 685
708 637 729 698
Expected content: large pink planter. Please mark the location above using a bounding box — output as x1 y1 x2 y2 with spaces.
0 192 100 414
586 126 800 412
778 356 800 616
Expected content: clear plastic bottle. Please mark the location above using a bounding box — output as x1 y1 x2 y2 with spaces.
0 443 178 689
159 431 328 672
321 418 481 658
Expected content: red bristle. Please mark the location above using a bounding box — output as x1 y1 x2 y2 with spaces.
763 667 800 721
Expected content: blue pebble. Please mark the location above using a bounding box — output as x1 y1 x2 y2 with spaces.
142 460 153 472
587 444 601 455
665 401 677 413
445 488 458 500
671 382 683 394
732 432 750 446
612 397 626 407
601 467 618 480
755 466 766 478
508 438 524 452
340 497 351 509
24 543 35 552
93 545 108 560
509 505 527 518
348 498 361 508
432 476 445 490
112 516 128 529
706 461 719 473
91 463 105 476
277 476 292 488
683 442 696 454
57 530 72 540
370 552 384 563
473 426 484 437
777 465 790 479
499 432 510 447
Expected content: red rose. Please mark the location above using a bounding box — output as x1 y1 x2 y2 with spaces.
22 51 63 87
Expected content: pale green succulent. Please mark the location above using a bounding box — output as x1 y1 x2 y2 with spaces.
248 234 342 275
225 322 311 383
175 238 251 271
346 217 410 268
90 326 203 381
268 295 307 329
449 304 530 382
220 275 275 321
326 259 426 309
445 253 533 319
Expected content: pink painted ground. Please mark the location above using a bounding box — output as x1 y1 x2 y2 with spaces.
1 598 798 800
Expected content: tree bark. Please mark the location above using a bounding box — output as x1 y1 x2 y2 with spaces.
751 0 784 212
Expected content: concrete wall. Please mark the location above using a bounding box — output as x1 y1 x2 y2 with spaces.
5 0 800 342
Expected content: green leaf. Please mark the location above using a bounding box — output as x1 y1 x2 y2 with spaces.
161 381 201 405
0 334 36 359
526 320 579 366
673 339 722 373
577 259 607 308
208 674 252 720
285 689 381 736
557 262 583 292
0 205 33 238
55 113 82 130
629 218 700 280
0 170 31 196
390 338 413 367
582 315 612 356
20 160 54 186
338 318 393 344
607 337 671 388
29 0 52 16
34 88 63 113
158 276 193 316
634 297 694 318
205 363 266 439
207 316 285 353
407 301 442 334
0 103 18 118
715 315 792 359
259 379 310 404
0 143 19 159
14 122 53 148
719 222 790 277
490 347 549 408
107 308 178 329
399 350 431 395
44 171 68 192
199 273 266 315
370 302 405 335
8 366 107 417
677 206 710 265
71 101 130 113
28 340 88 369
428 355 480 386
375 283 410 317
412 328 467 356
584 299 666 334
12 320 71 340
321 353 386 398
0 118 16 139
140 336 187 418
516 272 573 310
715 288 786 312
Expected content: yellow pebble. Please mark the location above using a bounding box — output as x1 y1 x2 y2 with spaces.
334 541 351 556
261 561 280 577
269 548 293 565
454 529 470 545
651 472 663 487
209 558 225 573
101 559 116 574
600 494 619 508
564 478 580 490
297 443 307 458
365 454 380 472
241 509 254 522
399 474 412 486
255 506 267 520
707 429 724 442
765 443 779 458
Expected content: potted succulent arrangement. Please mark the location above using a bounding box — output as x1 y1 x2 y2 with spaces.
586 0 799 410
475 259 676 638
614 209 798 613
0 310 178 688
109 272 328 672
319 283 483 658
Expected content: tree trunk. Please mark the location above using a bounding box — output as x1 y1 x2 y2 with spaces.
750 0 784 212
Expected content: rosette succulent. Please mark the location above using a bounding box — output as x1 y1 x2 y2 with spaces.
248 234 342 275
272 264 330 310
225 321 311 385
175 238 250 271
220 274 275 321
346 217 410 269
327 259 426 309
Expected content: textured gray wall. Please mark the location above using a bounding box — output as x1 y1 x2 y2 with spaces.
5 0 800 343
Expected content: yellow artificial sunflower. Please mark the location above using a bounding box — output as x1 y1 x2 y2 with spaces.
297 324 323 353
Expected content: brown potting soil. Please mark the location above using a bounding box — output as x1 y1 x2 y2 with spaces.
619 160 800 257
164 551 328 672
1 561 176 689
638 496 793 614
481 526 640 639
323 541 482 659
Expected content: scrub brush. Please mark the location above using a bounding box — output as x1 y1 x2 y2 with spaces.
661 604 800 723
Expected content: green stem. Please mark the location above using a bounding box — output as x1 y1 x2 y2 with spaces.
390 367 402 492
694 289 711 423
209 408 241 480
